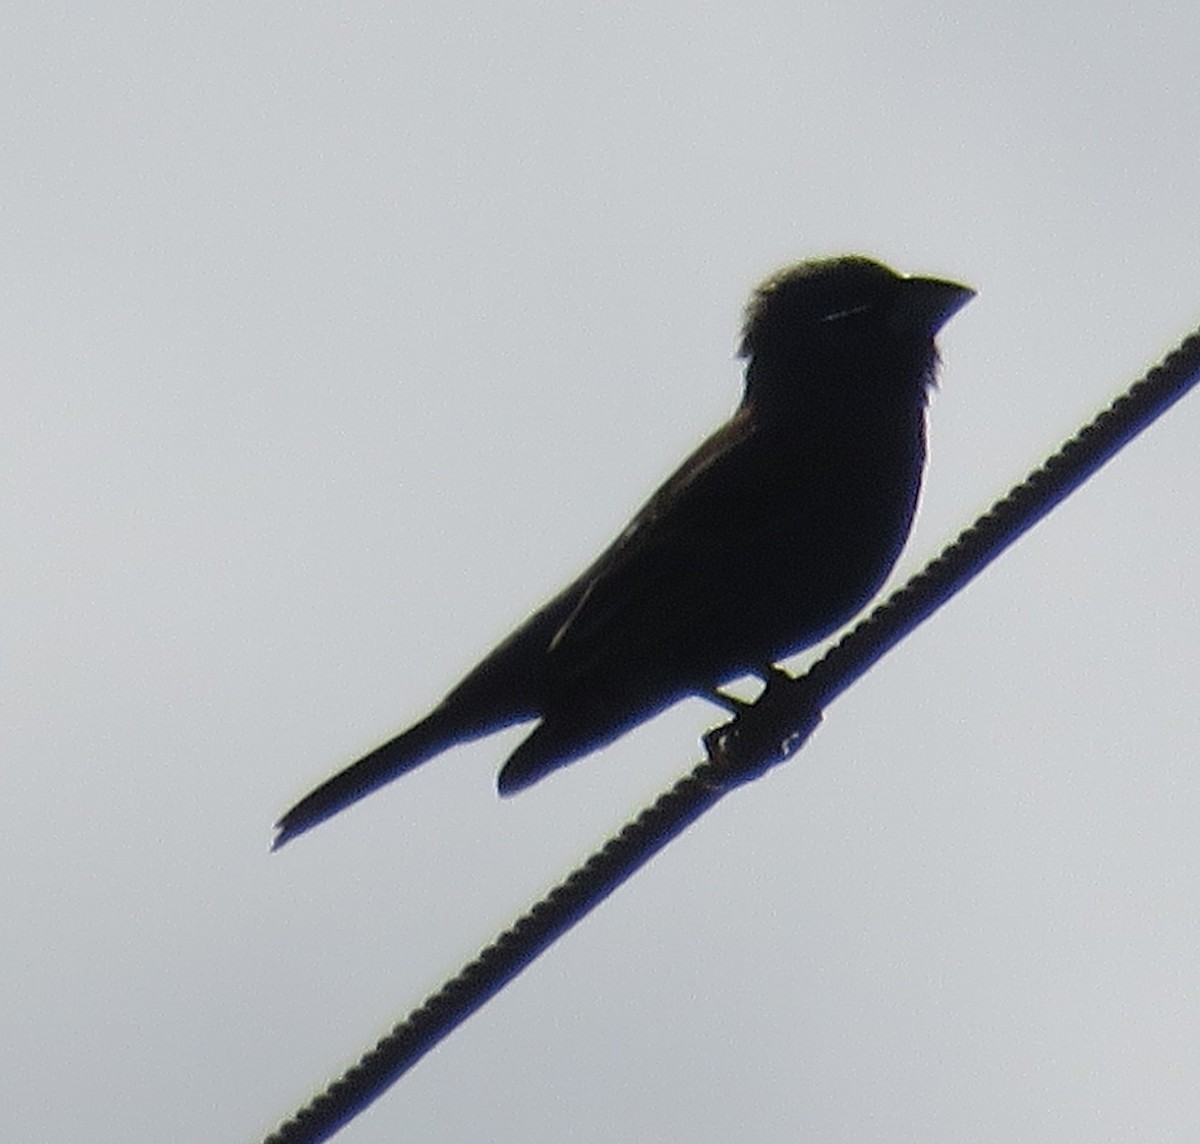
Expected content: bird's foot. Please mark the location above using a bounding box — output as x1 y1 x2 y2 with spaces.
702 666 820 788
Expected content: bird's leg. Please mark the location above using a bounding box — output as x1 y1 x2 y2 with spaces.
701 684 755 772
705 663 792 712
704 687 753 714
753 662 794 693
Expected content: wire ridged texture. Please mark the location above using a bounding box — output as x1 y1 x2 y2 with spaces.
262 327 1200 1144
262 770 726 1144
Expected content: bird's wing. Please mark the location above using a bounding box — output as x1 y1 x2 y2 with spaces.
542 403 765 687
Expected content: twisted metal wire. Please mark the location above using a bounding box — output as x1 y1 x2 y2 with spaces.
262 326 1200 1144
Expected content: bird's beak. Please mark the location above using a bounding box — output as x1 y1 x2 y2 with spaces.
892 275 975 335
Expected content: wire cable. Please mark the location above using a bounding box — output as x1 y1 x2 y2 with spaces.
262 325 1200 1144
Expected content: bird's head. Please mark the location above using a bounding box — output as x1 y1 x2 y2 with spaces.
739 255 974 362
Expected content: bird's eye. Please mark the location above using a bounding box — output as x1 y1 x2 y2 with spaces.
819 303 873 323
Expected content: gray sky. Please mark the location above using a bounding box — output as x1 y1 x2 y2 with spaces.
4 3 1200 1142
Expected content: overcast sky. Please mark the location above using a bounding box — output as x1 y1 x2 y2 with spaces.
4 4 1200 1142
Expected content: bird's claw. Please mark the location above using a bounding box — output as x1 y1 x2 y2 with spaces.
702 669 821 788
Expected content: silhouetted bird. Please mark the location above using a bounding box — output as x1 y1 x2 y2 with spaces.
274 255 973 848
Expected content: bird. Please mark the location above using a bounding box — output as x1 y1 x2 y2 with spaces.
273 255 973 849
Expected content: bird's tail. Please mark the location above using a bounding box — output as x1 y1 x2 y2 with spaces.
272 706 469 849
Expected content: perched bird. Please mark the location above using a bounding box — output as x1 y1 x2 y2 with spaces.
274 255 973 849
